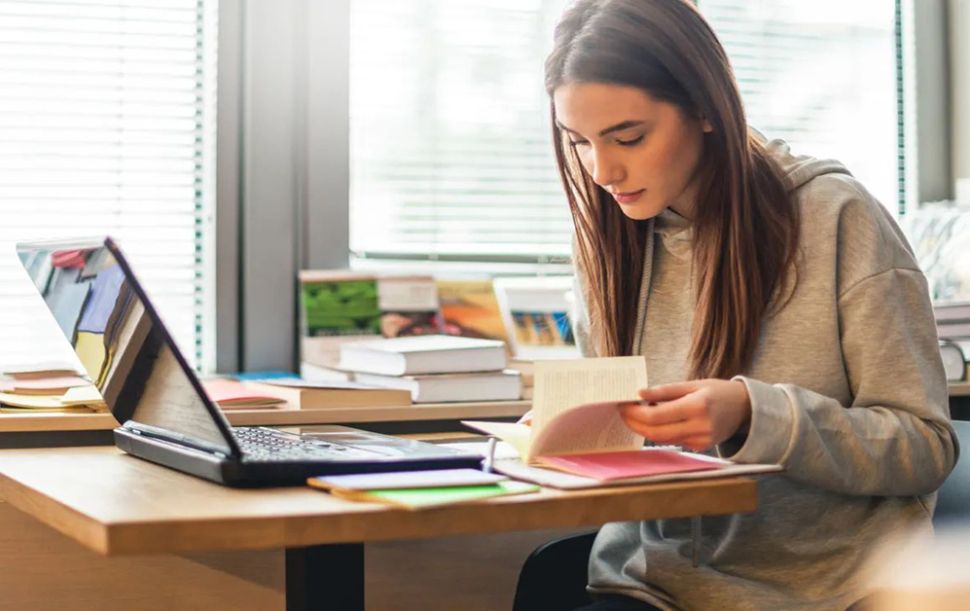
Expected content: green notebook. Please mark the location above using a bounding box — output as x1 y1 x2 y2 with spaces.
327 480 539 510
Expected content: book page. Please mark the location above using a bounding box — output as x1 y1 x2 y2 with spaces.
461 420 531 459
529 356 647 461
529 401 643 459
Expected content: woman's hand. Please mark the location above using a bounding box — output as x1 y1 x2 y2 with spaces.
619 379 752 451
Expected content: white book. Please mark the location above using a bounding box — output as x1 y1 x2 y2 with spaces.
337 334 507 376
311 469 505 491
354 369 522 403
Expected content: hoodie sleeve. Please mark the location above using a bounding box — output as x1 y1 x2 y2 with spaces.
571 272 597 358
725 189 958 497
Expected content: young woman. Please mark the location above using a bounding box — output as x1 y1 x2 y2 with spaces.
544 0 958 609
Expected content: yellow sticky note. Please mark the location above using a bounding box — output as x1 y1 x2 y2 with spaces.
75 331 107 383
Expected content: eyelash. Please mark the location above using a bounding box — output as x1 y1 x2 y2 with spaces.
617 134 644 147
568 134 645 148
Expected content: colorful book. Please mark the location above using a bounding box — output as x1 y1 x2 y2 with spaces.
436 278 510 344
299 271 383 368
492 276 580 360
376 274 444 337
308 475 539 510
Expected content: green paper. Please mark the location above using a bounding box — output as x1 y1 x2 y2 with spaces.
363 480 539 509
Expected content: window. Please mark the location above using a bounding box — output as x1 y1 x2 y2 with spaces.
0 0 217 372
347 1 902 266
699 0 901 211
349 0 573 263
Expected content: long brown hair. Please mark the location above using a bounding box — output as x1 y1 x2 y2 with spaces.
546 0 799 379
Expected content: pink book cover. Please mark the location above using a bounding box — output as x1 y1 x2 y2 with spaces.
537 449 722 481
201 378 285 407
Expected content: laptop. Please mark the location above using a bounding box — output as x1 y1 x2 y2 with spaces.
15 236 483 486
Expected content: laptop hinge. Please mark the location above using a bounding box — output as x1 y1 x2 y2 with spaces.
123 421 232 459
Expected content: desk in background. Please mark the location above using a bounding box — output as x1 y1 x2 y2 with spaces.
0 399 530 448
5 379 967 448
0 446 758 611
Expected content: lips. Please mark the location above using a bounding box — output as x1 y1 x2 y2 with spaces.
612 189 645 204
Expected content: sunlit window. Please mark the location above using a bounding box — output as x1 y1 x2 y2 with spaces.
0 0 217 371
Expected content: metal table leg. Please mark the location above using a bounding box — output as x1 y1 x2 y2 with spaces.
286 543 364 611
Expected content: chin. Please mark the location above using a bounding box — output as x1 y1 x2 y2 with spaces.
616 203 664 221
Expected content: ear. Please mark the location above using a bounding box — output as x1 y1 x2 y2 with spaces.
701 117 713 133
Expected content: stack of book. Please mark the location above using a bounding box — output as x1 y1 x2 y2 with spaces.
335 335 522 404
297 270 582 376
307 469 538 510
201 375 412 410
0 365 107 414
298 271 444 369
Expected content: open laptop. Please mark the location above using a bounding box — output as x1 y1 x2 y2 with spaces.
15 236 483 486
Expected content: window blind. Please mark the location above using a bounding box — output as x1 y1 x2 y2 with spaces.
348 0 901 264
0 0 217 372
349 0 574 261
699 0 900 211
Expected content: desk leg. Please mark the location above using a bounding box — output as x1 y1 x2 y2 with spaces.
285 543 364 611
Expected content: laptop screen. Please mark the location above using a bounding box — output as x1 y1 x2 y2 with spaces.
16 238 236 456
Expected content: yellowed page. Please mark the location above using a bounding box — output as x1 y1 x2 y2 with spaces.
460 420 531 459
528 356 647 461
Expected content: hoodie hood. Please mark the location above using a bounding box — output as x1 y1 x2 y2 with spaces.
761 134 852 193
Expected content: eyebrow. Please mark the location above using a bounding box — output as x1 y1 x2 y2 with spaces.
555 119 645 138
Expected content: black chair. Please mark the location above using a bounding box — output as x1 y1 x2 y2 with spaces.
932 418 970 527
512 530 598 611
513 420 970 611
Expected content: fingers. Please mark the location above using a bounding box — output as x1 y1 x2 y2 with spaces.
638 381 702 403
620 397 705 427
621 413 712 445
620 395 713 449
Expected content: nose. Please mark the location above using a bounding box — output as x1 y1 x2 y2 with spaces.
588 146 624 188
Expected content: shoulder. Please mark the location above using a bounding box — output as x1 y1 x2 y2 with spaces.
791 172 920 296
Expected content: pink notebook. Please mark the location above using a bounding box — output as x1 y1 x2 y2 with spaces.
537 449 722 481
201 378 286 409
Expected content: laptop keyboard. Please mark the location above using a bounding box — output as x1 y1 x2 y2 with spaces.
233 427 370 462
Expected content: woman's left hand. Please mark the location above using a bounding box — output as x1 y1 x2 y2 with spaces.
619 379 752 451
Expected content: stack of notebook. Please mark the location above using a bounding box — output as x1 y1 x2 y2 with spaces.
335 335 522 403
307 468 538 510
0 366 107 413
201 375 413 410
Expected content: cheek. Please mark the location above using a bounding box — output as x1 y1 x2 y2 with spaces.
653 135 703 191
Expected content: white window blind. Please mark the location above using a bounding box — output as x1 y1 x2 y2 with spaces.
699 0 900 211
348 1 901 264
0 0 217 372
349 0 573 262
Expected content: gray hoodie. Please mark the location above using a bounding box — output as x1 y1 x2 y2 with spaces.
581 139 959 610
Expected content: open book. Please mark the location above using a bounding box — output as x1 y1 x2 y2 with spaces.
463 357 781 487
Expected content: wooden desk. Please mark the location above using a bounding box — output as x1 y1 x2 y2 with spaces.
0 400 530 448
0 446 758 611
